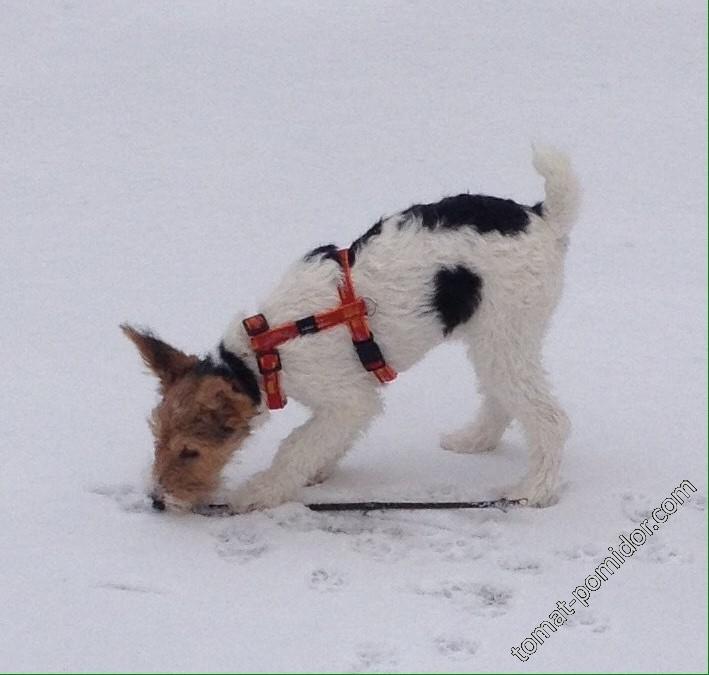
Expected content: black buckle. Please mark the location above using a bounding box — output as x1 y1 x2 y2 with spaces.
353 337 385 372
295 315 319 336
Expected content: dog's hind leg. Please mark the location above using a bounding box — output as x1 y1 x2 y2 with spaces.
440 386 511 454
229 392 383 512
473 332 569 507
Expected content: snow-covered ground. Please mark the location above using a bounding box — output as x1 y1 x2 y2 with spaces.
1 1 706 672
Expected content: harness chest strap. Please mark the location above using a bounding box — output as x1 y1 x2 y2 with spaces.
243 248 397 410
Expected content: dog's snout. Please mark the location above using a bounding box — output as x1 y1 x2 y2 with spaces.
150 492 166 511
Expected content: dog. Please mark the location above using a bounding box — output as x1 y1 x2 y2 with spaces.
123 146 579 513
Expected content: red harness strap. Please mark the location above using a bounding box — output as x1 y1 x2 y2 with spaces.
242 248 397 409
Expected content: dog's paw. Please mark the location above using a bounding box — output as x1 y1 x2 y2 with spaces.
440 428 498 454
305 464 337 487
503 478 558 508
228 471 298 513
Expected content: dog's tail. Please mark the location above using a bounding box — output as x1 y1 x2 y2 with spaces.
531 145 580 236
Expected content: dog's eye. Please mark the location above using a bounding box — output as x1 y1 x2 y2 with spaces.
179 448 200 460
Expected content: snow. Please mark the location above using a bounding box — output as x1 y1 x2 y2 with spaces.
1 1 706 671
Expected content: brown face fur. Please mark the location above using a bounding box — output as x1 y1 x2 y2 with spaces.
122 325 257 509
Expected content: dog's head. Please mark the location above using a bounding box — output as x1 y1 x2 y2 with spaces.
122 325 258 511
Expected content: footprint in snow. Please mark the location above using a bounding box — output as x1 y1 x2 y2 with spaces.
325 515 391 537
433 635 479 660
90 483 151 513
308 568 346 592
269 505 495 565
620 492 656 522
351 642 399 672
428 536 487 563
413 580 513 617
565 609 610 633
265 504 333 533
215 524 269 563
640 540 691 565
267 506 380 536
555 543 601 562
622 490 705 522
558 540 688 567
498 555 543 575
350 531 409 562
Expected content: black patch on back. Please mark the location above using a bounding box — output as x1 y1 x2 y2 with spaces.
349 218 383 264
530 201 544 216
195 344 261 406
402 194 529 235
432 266 483 335
304 244 339 263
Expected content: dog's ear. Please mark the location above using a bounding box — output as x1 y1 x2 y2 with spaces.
121 324 198 388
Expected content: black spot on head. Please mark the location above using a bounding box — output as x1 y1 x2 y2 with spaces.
349 218 384 264
218 343 261 405
401 194 529 236
304 244 339 263
431 265 482 336
194 344 261 406
194 355 230 382
530 201 544 217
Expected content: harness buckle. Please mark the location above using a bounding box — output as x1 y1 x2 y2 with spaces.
256 350 282 374
243 313 269 336
295 315 319 335
353 336 386 372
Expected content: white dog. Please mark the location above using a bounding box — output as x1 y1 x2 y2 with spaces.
124 147 579 513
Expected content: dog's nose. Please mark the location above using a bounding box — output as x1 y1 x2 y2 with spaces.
150 492 166 511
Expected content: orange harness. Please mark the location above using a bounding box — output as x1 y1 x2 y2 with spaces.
242 249 397 409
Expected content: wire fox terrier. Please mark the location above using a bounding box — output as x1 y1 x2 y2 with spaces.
123 147 579 514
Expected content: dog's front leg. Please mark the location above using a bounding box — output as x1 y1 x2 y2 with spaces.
229 396 382 512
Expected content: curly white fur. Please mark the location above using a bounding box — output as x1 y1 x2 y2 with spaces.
220 147 579 510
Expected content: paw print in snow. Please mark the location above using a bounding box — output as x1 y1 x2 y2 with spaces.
215 525 269 563
498 555 543 575
413 580 513 617
565 609 610 634
91 483 150 513
428 536 487 563
352 642 398 672
433 635 479 660
308 568 346 592
620 492 656 522
555 543 600 561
